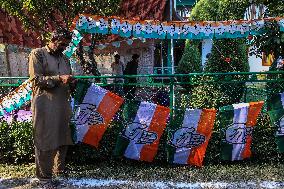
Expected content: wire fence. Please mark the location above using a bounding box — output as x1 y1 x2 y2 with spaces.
1 71 284 163
1 71 284 114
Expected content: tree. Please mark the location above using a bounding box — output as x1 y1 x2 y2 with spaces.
250 0 284 60
0 0 121 75
187 0 250 109
176 40 202 74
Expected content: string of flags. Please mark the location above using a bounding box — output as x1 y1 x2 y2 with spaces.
2 78 284 167
0 79 32 116
71 81 265 166
72 14 284 40
63 14 284 58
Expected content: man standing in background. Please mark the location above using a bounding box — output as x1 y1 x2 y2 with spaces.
111 54 124 95
123 54 139 100
29 29 74 188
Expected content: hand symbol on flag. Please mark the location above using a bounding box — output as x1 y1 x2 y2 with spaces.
122 122 158 145
74 103 104 126
225 123 246 144
169 127 206 148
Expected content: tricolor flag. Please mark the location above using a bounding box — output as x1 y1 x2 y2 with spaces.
167 108 217 167
114 101 170 162
73 82 124 148
268 92 284 153
219 101 264 161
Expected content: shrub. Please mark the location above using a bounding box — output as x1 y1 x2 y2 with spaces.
0 121 34 164
0 112 283 166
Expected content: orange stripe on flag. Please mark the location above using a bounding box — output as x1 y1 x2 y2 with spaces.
83 124 107 148
242 135 252 159
242 101 263 159
247 101 264 127
140 105 170 162
83 92 124 148
187 109 217 167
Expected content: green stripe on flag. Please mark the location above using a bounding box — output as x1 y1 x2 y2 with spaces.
268 109 284 153
267 93 283 111
73 80 92 105
220 140 233 161
276 136 284 153
166 108 186 163
113 101 141 157
219 105 234 161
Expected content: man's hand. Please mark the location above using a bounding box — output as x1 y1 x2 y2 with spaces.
59 75 73 84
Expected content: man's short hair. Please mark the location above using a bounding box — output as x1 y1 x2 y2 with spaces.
51 28 72 41
132 54 139 59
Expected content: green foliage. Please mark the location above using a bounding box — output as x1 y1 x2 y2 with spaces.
186 0 250 109
250 0 284 60
205 39 249 73
0 121 34 164
0 113 282 165
0 0 121 39
176 41 202 92
258 0 284 17
191 0 249 21
176 41 202 74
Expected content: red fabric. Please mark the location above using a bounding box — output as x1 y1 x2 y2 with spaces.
119 0 167 20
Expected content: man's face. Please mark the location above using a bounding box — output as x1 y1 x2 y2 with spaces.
53 38 69 54
115 56 120 62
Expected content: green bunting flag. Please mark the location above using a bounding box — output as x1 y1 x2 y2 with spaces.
268 92 284 153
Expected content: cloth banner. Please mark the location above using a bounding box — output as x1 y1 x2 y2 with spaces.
0 79 32 116
0 110 32 124
267 91 284 153
219 101 264 161
114 101 170 162
167 108 217 167
73 81 124 148
71 14 284 40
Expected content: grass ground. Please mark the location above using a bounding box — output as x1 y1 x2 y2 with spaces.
0 160 283 188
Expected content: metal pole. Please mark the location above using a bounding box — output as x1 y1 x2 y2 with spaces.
169 0 175 119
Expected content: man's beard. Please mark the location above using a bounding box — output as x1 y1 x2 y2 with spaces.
53 48 64 55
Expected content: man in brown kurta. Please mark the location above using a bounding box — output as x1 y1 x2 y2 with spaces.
29 29 74 184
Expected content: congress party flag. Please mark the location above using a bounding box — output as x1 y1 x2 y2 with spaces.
219 101 264 161
268 91 284 153
73 81 124 148
114 101 170 162
167 108 217 167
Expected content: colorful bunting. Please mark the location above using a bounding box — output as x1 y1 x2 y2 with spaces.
73 14 283 40
63 29 83 58
0 79 32 115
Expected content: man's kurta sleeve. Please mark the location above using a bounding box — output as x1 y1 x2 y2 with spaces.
29 49 61 89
